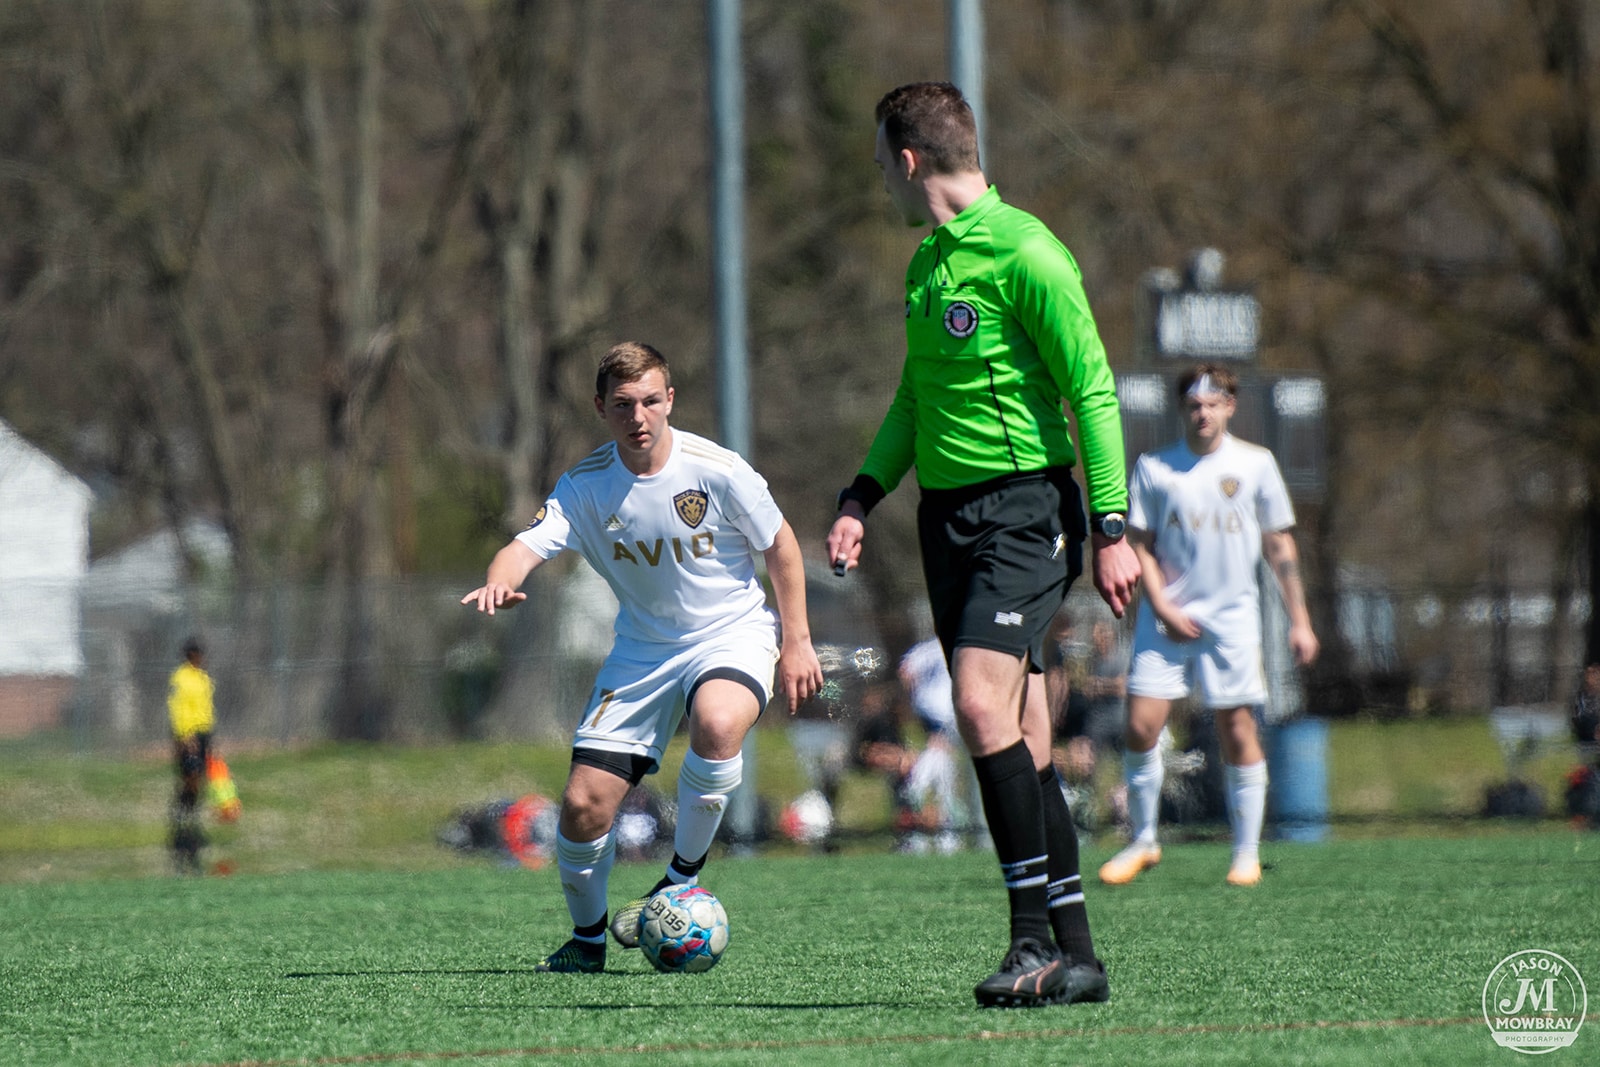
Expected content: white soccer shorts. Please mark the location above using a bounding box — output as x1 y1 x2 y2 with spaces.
1127 619 1267 710
573 623 778 766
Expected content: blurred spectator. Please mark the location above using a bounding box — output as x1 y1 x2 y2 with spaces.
438 793 559 867
1568 662 1600 830
788 708 851 830
1573 662 1600 749
787 643 882 850
1044 613 1096 794
896 638 977 852
852 681 921 847
1043 612 1090 741
850 661 966 855
1044 613 1124 833
899 637 956 740
1081 621 1129 754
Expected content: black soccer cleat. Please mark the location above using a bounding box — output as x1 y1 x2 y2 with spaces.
974 937 1069 1008
1055 955 1111 1005
534 937 605 974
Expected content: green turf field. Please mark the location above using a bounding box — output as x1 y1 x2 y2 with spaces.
2 832 1595 1066
0 717 1584 883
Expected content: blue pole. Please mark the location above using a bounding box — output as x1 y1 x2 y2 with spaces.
948 0 987 167
709 0 750 461
708 0 757 851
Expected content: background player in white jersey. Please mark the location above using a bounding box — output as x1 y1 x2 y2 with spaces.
897 636 982 852
462 341 824 973
1099 363 1318 889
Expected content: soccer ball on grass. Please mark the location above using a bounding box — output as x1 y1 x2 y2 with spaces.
638 884 729 973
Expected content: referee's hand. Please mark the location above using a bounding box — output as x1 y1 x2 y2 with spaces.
826 504 867 575
1090 537 1139 618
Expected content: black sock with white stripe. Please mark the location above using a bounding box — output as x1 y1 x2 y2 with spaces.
1039 764 1096 961
650 851 707 896
971 741 1052 946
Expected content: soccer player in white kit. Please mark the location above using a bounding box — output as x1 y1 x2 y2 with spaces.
462 342 824 972
1098 363 1318 888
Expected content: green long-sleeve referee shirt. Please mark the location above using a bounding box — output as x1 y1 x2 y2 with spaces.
857 186 1128 517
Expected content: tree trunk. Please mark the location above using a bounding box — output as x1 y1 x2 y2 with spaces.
492 0 560 527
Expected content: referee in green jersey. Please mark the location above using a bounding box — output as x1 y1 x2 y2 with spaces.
827 82 1139 1009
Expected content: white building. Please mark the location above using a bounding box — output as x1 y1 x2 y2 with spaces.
0 419 92 735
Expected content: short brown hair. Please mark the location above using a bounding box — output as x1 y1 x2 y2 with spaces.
875 82 980 175
1176 362 1239 400
596 341 671 398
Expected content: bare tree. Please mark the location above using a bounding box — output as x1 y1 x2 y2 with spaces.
465 0 613 528
0 4 272 577
1335 0 1600 663
986 0 1598 702
248 0 503 735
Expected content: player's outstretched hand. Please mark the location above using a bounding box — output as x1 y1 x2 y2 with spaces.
779 637 825 714
460 584 527 615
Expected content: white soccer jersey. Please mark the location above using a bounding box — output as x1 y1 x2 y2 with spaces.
1127 433 1296 640
516 429 784 647
899 637 956 735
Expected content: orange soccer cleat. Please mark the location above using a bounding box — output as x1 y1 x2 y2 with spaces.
1226 856 1262 887
1097 842 1162 886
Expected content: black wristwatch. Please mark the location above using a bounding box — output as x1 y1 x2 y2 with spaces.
1090 512 1127 539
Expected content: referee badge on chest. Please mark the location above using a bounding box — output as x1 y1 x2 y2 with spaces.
673 489 709 529
943 300 979 338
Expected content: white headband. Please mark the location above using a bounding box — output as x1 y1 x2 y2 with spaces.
1186 374 1228 399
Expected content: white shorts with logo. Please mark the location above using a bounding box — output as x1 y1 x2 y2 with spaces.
1126 612 1267 710
574 622 779 767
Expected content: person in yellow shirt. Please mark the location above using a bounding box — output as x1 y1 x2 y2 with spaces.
168 637 215 874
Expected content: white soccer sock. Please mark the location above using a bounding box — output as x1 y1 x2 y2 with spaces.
1225 760 1269 863
1123 746 1164 847
555 830 615 932
674 749 743 872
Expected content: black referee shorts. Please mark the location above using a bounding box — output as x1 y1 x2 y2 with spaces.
917 469 1086 673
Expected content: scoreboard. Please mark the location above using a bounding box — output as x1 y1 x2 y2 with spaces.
1121 249 1326 497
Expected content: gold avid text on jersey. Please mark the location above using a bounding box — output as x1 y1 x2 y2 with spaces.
612 533 715 567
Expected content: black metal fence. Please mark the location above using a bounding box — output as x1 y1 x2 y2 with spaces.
36 561 1592 753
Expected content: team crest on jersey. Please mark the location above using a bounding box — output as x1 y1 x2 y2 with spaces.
673 489 709 529
943 300 979 338
1220 477 1240 498
526 505 548 529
